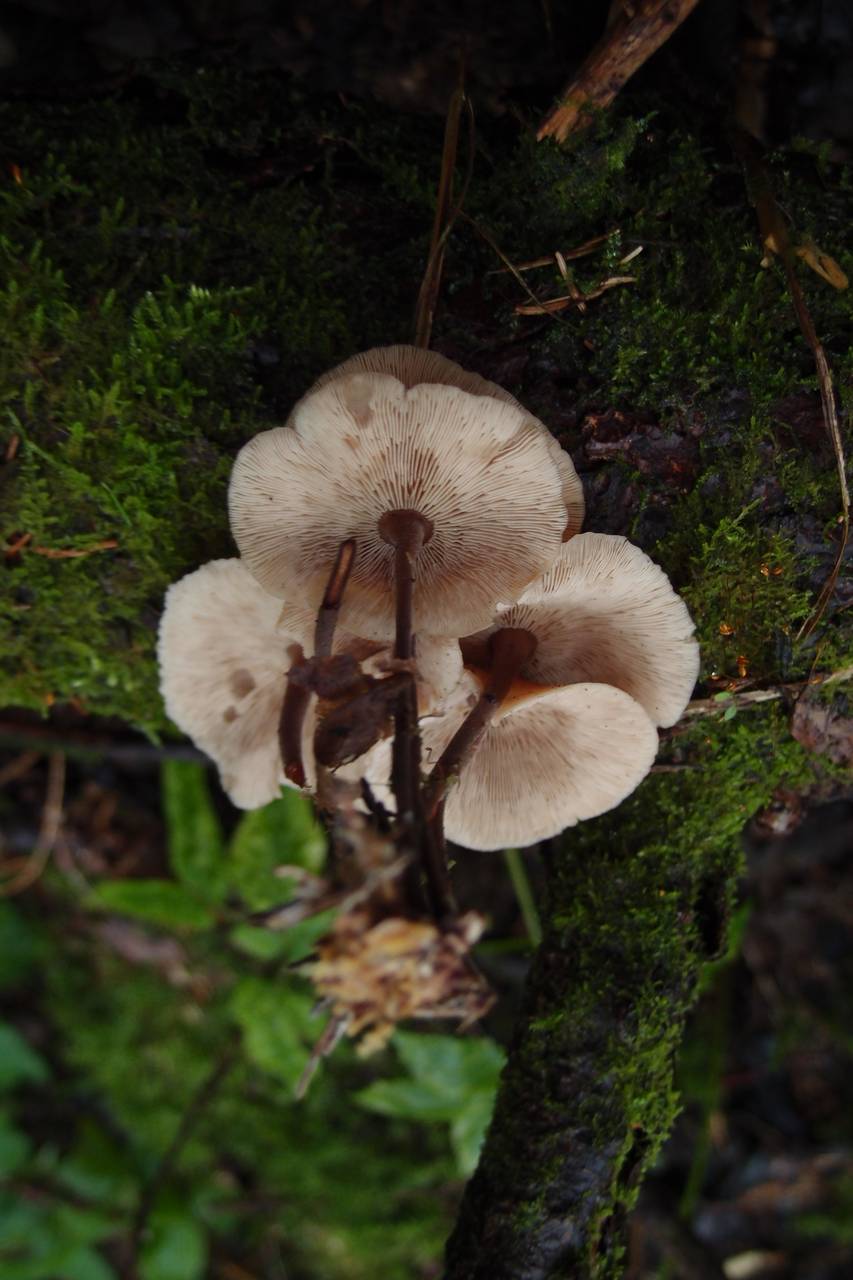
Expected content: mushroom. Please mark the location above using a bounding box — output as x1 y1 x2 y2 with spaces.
349 671 659 850
228 365 571 644
431 681 659 851
468 532 700 728
157 558 313 809
158 558 465 808
298 345 584 540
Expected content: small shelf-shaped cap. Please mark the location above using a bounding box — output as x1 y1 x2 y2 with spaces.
229 364 570 638
159 559 466 808
438 682 659 851
158 559 313 809
476 532 700 728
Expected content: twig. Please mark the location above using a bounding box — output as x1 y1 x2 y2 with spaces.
677 666 853 721
0 751 65 896
538 0 701 143
31 539 118 559
732 127 850 641
413 77 475 349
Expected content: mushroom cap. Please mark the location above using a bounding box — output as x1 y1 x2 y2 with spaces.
432 681 659 851
300 345 584 540
474 533 700 728
157 559 314 809
159 560 465 808
229 371 568 638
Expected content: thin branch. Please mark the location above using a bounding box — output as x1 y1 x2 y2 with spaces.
1 751 65 896
538 0 702 143
413 75 475 349
732 127 850 641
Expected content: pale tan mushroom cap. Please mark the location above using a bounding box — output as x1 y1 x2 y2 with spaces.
300 346 584 541
157 559 315 809
478 533 700 728
229 371 568 638
431 682 659 851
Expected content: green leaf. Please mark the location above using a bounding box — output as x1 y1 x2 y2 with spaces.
228 791 326 909
356 1032 504 1177
355 1080 458 1123
228 908 335 964
161 761 226 902
230 977 319 1091
395 1031 504 1096
450 1092 495 1176
88 881 216 931
0 1023 49 1090
139 1212 206 1280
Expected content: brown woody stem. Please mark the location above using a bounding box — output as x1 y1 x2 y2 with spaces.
314 538 357 659
425 627 538 819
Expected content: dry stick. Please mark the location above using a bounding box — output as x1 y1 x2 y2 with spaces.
732 128 850 641
412 84 475 349
424 629 538 821
537 0 701 143
0 751 65 896
676 665 853 722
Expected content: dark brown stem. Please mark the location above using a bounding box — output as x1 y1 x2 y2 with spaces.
279 644 309 788
314 538 357 659
378 509 433 661
377 508 445 915
377 508 432 822
280 540 358 789
424 628 538 820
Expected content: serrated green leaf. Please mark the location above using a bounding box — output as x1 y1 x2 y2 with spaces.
88 880 216 931
161 760 226 902
230 977 319 1091
228 791 326 909
0 1023 49 1091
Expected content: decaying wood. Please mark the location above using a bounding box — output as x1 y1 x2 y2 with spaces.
537 0 702 144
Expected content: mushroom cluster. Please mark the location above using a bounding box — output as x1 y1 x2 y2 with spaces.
158 345 699 851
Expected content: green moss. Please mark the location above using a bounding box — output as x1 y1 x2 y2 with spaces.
2 78 849 729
